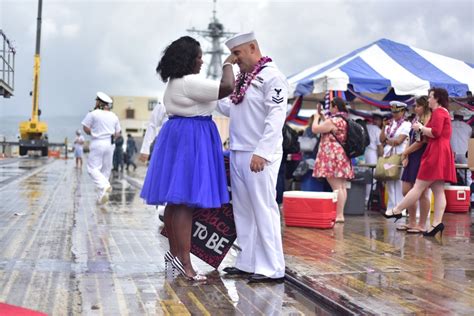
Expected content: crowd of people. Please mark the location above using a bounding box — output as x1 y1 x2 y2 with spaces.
286 89 472 238
111 132 138 172
79 31 473 284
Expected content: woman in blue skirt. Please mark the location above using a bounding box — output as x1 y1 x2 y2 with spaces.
141 36 235 281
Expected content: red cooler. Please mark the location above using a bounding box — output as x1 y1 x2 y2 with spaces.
445 186 471 213
283 191 337 228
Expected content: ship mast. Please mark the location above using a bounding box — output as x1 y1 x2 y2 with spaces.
187 0 236 79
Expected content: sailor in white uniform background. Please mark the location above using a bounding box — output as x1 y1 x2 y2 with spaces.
139 100 168 220
139 100 168 162
82 92 121 204
217 32 288 283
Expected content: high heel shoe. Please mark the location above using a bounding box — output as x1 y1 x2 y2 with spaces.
164 251 174 271
384 209 403 222
171 257 207 281
423 223 444 238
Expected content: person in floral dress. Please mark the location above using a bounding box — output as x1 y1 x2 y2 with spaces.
312 97 354 223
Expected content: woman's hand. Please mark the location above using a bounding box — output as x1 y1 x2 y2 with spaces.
402 156 409 167
219 54 237 98
139 153 149 163
317 103 323 116
223 54 237 65
412 122 423 132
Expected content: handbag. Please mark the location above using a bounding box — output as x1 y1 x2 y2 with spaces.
374 151 402 181
292 158 315 179
298 136 317 152
292 160 310 178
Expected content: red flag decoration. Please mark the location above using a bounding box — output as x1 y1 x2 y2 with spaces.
285 96 309 125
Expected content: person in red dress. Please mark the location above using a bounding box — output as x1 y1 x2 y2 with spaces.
312 97 354 223
385 88 456 237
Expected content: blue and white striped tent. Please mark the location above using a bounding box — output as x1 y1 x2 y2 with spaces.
288 38 474 98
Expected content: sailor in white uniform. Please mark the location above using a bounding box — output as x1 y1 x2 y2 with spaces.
82 92 121 204
217 32 288 283
139 100 168 162
139 100 168 220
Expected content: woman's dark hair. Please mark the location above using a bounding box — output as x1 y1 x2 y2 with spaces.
331 97 348 112
415 95 430 113
156 36 201 82
429 87 450 109
415 95 428 106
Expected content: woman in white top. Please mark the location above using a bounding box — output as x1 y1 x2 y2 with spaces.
74 129 85 168
140 36 235 281
379 101 412 212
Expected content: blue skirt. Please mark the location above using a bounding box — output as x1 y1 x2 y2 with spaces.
140 116 229 208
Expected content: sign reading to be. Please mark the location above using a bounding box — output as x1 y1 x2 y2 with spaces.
162 203 236 269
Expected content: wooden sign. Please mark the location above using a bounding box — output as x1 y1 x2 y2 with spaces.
162 203 236 269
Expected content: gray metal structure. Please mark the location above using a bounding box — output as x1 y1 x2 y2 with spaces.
0 30 15 98
187 0 236 80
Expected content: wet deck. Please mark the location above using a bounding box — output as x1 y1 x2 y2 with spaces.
0 157 473 315
0 158 331 315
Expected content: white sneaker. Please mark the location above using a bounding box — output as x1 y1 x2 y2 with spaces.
97 185 111 205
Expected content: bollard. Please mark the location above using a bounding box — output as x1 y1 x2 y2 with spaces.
64 137 68 159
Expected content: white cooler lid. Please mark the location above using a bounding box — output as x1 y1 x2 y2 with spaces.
283 190 338 200
444 185 471 191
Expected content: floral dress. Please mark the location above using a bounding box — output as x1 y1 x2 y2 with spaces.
313 117 354 179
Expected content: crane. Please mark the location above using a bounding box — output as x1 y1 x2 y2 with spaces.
18 0 48 156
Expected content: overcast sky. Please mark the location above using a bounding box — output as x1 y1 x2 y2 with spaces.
1 0 473 118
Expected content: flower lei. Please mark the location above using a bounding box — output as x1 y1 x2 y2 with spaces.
387 117 405 139
230 56 272 104
330 111 348 118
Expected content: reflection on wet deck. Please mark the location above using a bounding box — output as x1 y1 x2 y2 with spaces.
0 158 472 315
284 212 474 314
0 159 332 315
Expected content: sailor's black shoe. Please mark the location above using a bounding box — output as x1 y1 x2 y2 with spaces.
223 266 252 276
247 274 285 283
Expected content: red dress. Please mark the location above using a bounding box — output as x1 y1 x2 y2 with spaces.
313 117 354 179
417 107 456 183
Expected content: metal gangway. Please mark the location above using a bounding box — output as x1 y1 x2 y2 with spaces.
0 29 15 98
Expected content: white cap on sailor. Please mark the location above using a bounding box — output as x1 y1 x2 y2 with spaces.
96 91 113 104
389 101 408 109
225 31 256 50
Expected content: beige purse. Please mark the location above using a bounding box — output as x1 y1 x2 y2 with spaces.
374 150 402 181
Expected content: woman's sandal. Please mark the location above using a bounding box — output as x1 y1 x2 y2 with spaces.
171 257 207 281
396 224 409 231
406 228 424 234
384 209 403 222
164 251 175 271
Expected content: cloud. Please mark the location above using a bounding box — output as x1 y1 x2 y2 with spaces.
40 18 59 41
61 24 80 38
1 0 473 121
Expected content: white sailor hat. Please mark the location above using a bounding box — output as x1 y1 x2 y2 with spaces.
389 101 407 112
389 101 407 108
96 91 113 104
225 31 256 50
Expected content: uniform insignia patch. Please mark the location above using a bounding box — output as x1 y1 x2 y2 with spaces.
272 88 283 104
